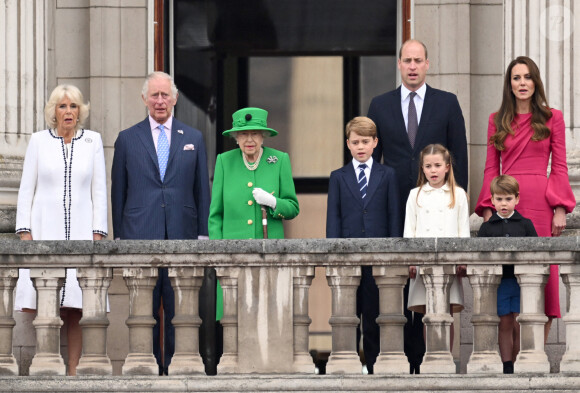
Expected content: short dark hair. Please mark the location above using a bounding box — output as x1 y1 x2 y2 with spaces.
345 116 377 139
490 175 520 197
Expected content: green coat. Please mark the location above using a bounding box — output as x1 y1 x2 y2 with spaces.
209 146 299 240
209 146 299 320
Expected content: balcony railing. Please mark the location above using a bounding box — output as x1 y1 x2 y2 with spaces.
0 238 579 391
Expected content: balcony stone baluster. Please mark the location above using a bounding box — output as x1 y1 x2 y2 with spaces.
0 268 19 375
292 266 315 373
559 265 580 373
515 264 549 373
28 268 66 376
216 267 240 374
325 266 361 374
76 267 113 375
420 265 456 374
373 266 409 374
168 267 205 375
466 265 503 373
122 268 158 375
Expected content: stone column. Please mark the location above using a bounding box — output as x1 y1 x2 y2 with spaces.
121 267 158 375
514 265 550 373
372 266 409 374
76 267 113 376
292 266 315 373
466 265 503 374
560 265 580 373
28 268 66 376
167 267 205 375
0 268 19 375
216 267 240 374
420 265 456 374
325 266 361 374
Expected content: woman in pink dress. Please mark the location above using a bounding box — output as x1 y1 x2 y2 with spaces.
475 56 576 340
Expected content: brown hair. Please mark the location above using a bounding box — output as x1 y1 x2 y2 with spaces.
416 144 460 208
345 116 377 139
490 174 520 197
490 56 552 151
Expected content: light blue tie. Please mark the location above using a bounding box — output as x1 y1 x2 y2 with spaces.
157 124 169 182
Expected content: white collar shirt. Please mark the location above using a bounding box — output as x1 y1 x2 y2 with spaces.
401 83 427 132
352 156 373 183
149 116 173 151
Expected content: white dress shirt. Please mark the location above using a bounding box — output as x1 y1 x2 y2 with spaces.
352 156 373 183
400 83 427 132
149 116 173 151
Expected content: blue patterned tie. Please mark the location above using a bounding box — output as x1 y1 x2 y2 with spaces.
358 163 367 199
157 124 169 182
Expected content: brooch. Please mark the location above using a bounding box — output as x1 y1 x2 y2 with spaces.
85 138 92 143
266 156 278 164
177 130 184 134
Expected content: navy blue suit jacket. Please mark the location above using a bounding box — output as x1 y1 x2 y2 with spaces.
326 162 402 238
111 117 210 240
368 84 468 225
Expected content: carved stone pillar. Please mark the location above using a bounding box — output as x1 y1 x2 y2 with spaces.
167 267 205 375
372 266 409 374
325 266 361 374
28 268 66 376
0 268 19 375
515 265 550 373
420 265 455 374
560 265 580 373
466 265 503 374
292 266 315 373
216 267 240 374
76 267 113 376
122 268 158 375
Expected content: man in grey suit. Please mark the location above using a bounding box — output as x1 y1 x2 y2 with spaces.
111 71 211 375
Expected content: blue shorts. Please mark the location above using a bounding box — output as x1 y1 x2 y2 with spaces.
497 277 520 316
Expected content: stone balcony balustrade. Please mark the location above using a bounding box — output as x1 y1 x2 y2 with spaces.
1 238 580 392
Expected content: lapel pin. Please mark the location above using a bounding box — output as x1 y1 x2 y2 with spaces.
177 129 183 134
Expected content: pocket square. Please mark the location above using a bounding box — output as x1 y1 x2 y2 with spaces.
183 144 195 150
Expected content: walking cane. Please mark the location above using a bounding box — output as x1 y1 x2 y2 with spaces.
261 206 268 239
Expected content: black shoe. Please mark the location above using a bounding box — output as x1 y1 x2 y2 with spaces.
503 361 514 374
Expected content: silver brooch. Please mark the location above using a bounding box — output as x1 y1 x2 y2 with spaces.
85 138 92 143
177 129 184 134
266 156 278 164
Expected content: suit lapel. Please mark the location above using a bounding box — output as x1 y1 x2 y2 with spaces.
166 120 183 180
342 165 364 206
135 118 159 171
390 87 409 147
414 84 434 152
364 164 384 207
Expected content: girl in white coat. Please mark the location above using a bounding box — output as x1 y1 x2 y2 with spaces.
404 144 469 348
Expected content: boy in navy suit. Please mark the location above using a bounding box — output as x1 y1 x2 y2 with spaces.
326 116 402 373
477 175 537 374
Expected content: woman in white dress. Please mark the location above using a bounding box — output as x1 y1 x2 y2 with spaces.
15 84 108 376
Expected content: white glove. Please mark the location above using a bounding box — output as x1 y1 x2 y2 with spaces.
253 187 277 209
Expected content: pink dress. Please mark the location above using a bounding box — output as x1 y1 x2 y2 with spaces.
475 109 576 318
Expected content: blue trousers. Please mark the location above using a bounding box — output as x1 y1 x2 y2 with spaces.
153 267 175 374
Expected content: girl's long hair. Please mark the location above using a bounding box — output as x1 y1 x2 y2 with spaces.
490 56 552 151
416 144 458 208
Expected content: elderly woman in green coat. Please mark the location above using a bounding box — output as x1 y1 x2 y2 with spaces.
209 107 299 239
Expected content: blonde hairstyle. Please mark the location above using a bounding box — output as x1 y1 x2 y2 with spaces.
345 116 377 139
490 56 552 151
44 85 90 130
416 144 459 208
490 174 520 197
142 71 178 99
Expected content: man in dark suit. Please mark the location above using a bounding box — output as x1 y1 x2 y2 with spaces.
367 39 468 374
111 71 210 375
326 116 402 374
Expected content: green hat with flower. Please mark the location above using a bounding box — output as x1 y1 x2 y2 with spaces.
222 107 278 137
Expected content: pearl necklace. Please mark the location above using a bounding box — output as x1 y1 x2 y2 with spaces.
243 147 263 171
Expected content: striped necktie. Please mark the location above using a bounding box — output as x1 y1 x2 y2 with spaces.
157 124 169 182
358 163 368 199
